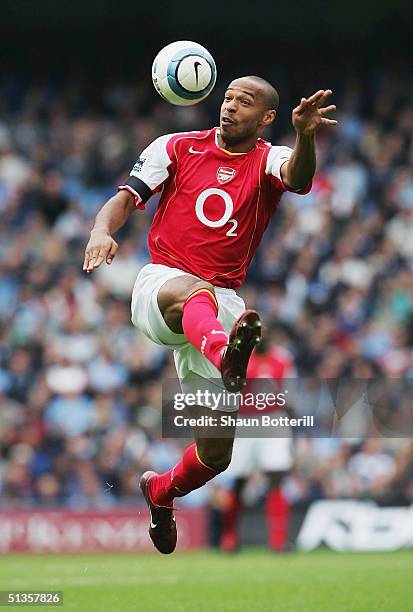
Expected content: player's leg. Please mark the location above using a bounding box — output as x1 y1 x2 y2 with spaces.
140 408 236 554
219 436 255 552
220 477 245 552
135 267 260 552
265 470 291 552
158 274 216 333
144 409 236 507
159 275 228 369
258 436 293 551
159 275 262 391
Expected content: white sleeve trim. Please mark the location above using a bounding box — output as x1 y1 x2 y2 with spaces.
265 145 293 181
117 185 143 209
130 134 174 191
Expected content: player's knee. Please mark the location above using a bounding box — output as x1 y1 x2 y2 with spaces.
163 299 186 330
160 280 216 333
185 280 215 301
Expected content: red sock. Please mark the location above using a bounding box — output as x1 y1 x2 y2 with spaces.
148 443 220 507
220 490 242 552
266 488 291 551
182 289 227 370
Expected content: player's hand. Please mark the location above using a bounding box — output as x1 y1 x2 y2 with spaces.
292 89 337 135
83 229 118 273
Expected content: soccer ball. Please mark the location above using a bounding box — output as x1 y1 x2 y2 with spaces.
152 41 217 106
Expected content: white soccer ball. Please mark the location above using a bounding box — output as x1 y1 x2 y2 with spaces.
152 41 217 106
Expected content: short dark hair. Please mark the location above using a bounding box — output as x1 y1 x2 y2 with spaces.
243 76 280 111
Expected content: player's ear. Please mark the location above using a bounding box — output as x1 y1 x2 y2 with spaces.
262 109 276 127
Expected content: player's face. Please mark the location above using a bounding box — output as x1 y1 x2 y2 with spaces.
219 79 275 146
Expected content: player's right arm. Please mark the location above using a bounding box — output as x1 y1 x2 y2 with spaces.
83 190 135 273
83 134 175 273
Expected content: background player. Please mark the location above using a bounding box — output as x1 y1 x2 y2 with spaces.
220 334 296 553
83 76 337 553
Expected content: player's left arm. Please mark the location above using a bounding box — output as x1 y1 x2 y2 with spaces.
281 89 337 190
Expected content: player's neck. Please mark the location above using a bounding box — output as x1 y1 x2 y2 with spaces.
217 131 257 154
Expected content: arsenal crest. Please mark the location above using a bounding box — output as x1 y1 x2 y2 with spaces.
217 167 236 185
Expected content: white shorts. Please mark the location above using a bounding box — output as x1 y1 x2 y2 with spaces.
131 263 245 409
226 435 294 478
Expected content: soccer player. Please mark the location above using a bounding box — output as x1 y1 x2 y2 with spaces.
220 336 296 553
83 76 337 553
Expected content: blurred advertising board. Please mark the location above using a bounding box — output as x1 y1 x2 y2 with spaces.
0 508 207 553
297 501 413 551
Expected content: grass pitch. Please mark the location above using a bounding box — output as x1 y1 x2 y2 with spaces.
0 549 412 611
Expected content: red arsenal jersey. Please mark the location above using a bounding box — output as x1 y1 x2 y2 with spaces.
247 346 295 379
240 346 296 415
118 128 310 288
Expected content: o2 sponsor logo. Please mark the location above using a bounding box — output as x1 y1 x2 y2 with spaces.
195 188 237 236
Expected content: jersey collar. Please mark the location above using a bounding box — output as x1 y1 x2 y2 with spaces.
214 127 258 156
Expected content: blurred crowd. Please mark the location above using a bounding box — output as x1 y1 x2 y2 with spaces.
0 65 412 510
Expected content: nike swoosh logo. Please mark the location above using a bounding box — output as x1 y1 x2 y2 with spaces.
194 61 201 87
150 511 175 528
189 146 206 154
149 509 157 529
